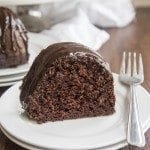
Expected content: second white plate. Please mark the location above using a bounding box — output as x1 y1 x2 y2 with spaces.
0 73 26 83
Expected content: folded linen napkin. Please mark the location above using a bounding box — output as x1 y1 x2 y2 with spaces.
80 0 135 27
29 0 135 53
29 10 109 51
39 0 135 28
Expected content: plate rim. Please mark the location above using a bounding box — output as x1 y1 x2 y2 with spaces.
0 124 128 150
0 73 25 83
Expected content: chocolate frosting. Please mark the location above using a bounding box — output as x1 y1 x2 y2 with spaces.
20 42 108 103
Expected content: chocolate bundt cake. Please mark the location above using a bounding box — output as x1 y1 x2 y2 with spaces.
0 7 28 68
20 42 116 123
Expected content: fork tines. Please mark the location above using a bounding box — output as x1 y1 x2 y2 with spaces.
120 52 144 77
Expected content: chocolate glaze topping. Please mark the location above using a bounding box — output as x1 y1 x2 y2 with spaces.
0 7 28 68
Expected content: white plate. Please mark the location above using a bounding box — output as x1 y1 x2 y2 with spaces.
0 81 19 87
0 124 127 150
0 0 64 6
0 74 150 150
0 42 40 77
1 118 150 150
0 73 26 83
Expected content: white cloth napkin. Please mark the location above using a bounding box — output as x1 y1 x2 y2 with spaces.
29 10 109 51
80 0 135 27
40 0 135 28
29 0 135 52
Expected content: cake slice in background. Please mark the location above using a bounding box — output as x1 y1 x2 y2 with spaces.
20 42 116 123
0 7 29 68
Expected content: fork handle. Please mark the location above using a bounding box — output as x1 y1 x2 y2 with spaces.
127 84 145 147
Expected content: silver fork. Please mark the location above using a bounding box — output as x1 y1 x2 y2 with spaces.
119 52 145 147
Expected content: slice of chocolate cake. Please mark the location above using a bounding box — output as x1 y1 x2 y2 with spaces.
0 7 29 68
20 42 115 123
